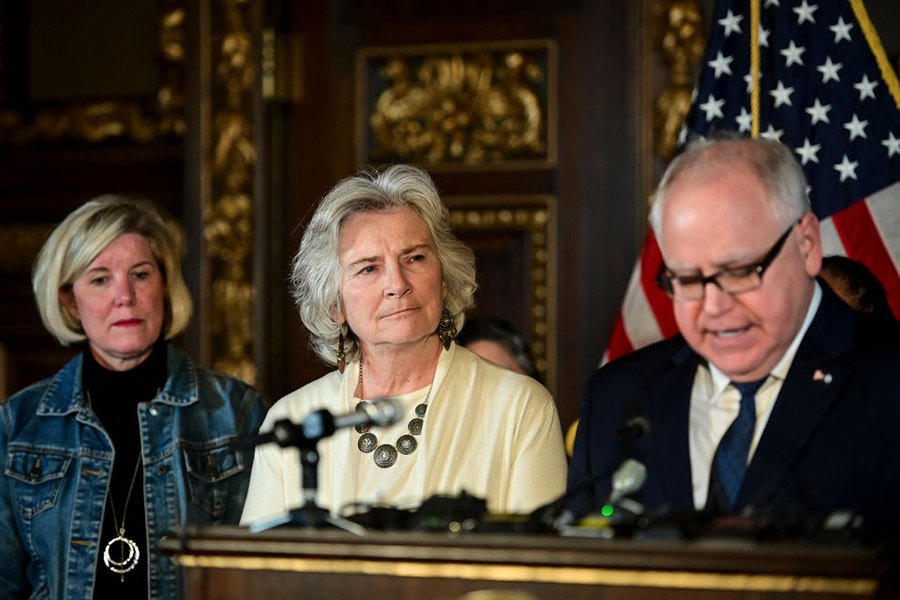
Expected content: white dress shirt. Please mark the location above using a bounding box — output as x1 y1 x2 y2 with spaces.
689 282 822 509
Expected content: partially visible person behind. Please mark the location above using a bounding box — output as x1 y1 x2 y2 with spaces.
457 316 542 382
568 135 900 539
241 165 566 526
0 196 265 600
819 255 895 320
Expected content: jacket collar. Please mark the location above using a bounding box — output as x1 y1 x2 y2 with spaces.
644 335 701 510
641 286 859 513
35 354 86 417
738 285 856 510
35 343 198 416
156 344 198 406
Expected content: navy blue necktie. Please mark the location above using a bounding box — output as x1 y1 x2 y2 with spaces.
712 378 767 509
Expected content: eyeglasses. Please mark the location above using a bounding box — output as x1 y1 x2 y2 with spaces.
657 220 800 301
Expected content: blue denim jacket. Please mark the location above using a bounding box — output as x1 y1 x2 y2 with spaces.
0 344 265 600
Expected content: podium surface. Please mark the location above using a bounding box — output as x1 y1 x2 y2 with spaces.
160 526 897 599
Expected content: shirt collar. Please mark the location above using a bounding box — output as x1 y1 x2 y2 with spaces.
703 281 822 397
769 281 821 380
36 342 198 416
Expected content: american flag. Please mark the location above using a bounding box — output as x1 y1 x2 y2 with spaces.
606 0 900 362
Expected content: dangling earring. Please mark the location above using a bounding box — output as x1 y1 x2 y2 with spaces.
436 308 457 350
337 329 346 374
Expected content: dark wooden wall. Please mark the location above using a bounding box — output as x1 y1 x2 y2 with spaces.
0 0 185 397
0 144 183 394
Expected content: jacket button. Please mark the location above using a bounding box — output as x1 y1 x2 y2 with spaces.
149 406 160 417
157 464 171 475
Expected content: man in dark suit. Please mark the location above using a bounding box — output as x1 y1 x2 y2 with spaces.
568 136 900 538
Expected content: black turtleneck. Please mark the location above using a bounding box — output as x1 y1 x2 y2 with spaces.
82 341 166 599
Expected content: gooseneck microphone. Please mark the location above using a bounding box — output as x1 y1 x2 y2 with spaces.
602 409 650 515
531 406 652 530
334 397 401 429
244 397 403 533
616 415 651 444
241 397 402 450
607 458 648 506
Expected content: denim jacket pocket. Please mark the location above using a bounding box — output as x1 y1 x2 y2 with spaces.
183 442 244 518
5 448 73 520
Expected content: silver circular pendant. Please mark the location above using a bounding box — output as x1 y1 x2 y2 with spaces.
407 417 423 435
355 402 372 433
103 534 140 574
415 403 427 417
373 444 398 468
396 434 417 455
358 433 377 453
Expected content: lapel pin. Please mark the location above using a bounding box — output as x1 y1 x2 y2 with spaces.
813 369 833 384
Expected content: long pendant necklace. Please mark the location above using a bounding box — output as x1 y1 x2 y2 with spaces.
355 357 434 468
103 456 142 581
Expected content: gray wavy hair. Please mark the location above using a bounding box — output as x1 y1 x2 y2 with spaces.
290 164 477 365
649 134 811 247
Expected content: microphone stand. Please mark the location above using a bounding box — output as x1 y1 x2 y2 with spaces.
531 414 651 532
247 413 365 535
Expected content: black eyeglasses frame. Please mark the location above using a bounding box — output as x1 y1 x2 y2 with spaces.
656 219 802 300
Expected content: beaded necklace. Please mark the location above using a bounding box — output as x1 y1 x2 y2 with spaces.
354 358 434 468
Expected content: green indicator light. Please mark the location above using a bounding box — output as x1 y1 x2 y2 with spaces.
601 504 614 517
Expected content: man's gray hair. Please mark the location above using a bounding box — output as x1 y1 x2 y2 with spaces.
649 134 811 246
290 164 477 365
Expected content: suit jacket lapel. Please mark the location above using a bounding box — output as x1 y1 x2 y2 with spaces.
738 286 856 511
646 340 700 511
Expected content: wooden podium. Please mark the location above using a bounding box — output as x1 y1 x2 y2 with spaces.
159 525 898 599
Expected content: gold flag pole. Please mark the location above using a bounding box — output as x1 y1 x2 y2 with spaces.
850 0 900 110
750 0 761 138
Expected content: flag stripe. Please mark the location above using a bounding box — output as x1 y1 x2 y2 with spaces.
864 182 900 317
831 194 900 318
818 216 848 257
624 268 662 349
638 230 678 339
606 312 633 364
866 181 900 273
607 251 659 364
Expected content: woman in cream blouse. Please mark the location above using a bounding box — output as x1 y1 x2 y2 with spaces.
241 164 566 524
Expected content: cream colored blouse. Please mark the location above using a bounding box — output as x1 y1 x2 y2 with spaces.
240 343 567 524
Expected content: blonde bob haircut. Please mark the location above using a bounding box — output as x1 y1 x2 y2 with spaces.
291 164 477 365
33 195 193 345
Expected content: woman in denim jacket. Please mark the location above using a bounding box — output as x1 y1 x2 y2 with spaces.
0 196 265 600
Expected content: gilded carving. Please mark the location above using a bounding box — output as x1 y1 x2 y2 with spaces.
158 6 187 137
447 197 556 385
653 0 705 163
360 41 556 169
0 1 185 144
206 0 256 384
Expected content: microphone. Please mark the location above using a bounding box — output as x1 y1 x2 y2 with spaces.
601 412 650 519
616 415 650 442
607 458 648 506
240 397 402 450
334 397 401 429
531 408 651 530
